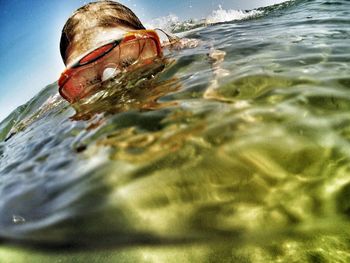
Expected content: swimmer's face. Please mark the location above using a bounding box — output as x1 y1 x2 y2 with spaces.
58 30 162 103
58 1 164 103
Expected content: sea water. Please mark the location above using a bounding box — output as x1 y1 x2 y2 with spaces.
0 0 350 262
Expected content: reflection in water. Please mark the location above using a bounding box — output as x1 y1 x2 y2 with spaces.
1 0 350 262
71 59 178 120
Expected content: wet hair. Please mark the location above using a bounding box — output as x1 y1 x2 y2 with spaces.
60 0 145 65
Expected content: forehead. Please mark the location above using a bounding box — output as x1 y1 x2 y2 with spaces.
65 27 130 67
60 1 145 65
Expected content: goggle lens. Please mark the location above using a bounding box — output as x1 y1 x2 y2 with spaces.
79 43 116 65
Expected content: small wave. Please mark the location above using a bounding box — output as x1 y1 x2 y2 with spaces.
145 6 260 34
205 5 263 24
145 14 180 32
146 1 294 33
145 14 200 33
146 6 262 33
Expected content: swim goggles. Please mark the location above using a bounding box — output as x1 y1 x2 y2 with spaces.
58 30 163 103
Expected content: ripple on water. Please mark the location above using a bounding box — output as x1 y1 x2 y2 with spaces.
1 0 350 261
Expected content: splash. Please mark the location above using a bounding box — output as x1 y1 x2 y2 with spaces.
146 5 263 33
145 14 199 33
145 14 180 32
146 1 294 33
205 5 263 24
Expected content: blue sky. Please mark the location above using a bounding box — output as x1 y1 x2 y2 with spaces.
0 0 286 121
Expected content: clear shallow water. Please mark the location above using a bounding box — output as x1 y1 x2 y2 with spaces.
1 0 350 262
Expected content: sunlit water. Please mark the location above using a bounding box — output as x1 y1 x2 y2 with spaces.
1 0 350 262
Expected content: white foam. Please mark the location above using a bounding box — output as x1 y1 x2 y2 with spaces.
205 5 263 24
146 5 264 33
145 14 180 32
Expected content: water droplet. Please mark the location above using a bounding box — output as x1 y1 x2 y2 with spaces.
12 215 26 224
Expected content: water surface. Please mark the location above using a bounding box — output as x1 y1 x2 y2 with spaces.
1 0 350 262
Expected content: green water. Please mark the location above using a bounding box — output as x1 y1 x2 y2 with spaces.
1 0 350 262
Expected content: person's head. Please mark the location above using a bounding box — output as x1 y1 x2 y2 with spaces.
60 0 146 66
58 1 164 103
